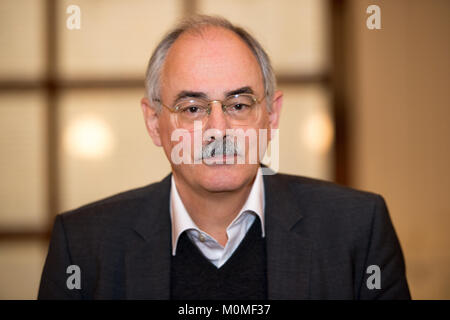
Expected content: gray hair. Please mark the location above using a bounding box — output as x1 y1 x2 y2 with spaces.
144 15 276 112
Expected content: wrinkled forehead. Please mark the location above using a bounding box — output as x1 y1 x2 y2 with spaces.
160 27 264 99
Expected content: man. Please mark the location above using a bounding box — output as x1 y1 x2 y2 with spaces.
38 15 410 299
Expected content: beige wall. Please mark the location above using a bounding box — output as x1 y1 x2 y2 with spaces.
345 0 450 299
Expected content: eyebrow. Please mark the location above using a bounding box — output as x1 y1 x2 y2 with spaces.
225 86 254 97
173 86 255 104
175 90 208 102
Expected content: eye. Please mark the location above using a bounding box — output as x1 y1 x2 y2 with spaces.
178 104 208 119
230 103 250 111
180 105 202 113
186 106 199 113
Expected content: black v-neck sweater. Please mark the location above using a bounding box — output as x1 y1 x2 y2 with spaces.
170 219 267 300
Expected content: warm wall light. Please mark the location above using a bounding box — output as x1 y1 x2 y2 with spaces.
302 110 334 155
63 116 114 159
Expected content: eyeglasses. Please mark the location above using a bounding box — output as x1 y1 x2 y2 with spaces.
154 93 265 130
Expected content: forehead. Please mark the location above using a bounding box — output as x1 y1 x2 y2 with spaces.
160 26 264 98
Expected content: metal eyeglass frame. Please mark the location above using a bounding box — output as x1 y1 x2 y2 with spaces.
153 93 266 117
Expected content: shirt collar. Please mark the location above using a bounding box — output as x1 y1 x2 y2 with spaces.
170 167 265 255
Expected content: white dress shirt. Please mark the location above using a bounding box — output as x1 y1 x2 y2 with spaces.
170 168 265 268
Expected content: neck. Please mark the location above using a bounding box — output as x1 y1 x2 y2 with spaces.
173 171 256 247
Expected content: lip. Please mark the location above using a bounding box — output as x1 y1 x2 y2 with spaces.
202 153 239 165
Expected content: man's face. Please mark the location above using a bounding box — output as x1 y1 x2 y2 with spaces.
142 27 282 194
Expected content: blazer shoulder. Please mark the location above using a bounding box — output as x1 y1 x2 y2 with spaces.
58 174 171 229
268 173 392 253
272 172 382 202
268 172 385 225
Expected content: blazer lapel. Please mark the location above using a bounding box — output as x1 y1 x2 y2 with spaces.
125 174 172 299
264 173 312 299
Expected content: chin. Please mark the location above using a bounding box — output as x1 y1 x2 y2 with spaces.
195 163 258 193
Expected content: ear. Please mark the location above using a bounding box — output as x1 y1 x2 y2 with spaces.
140 97 162 147
268 90 283 130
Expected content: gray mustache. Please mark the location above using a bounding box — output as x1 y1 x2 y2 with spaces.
201 137 242 159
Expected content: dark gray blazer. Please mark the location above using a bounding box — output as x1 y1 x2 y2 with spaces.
38 172 410 299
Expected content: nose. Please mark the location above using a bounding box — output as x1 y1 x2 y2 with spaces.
204 101 229 134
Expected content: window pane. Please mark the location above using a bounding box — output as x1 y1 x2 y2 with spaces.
0 240 48 299
278 84 334 180
0 91 48 229
58 88 171 212
0 0 46 81
198 0 330 75
57 0 181 79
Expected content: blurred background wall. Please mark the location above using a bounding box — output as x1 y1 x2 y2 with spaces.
0 0 448 299
339 0 450 299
